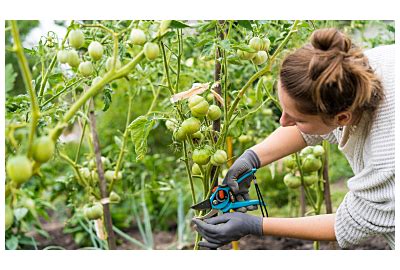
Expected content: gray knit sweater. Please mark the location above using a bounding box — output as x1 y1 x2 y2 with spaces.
300 44 395 249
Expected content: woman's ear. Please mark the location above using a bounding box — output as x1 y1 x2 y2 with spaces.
335 111 353 126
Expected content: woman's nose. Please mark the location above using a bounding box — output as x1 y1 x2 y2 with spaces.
280 112 295 127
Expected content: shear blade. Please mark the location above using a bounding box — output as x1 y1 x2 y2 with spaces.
196 209 219 220
191 199 212 211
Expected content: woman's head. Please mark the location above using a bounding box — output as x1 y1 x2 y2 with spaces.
278 28 383 135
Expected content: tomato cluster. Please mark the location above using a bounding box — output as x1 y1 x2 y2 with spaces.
282 145 325 189
237 36 270 65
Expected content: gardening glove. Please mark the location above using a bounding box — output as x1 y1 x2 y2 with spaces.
192 212 263 249
222 149 261 212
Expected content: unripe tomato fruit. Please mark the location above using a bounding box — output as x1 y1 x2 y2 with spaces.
313 145 325 157
237 49 256 60
210 150 227 166
300 146 314 157
90 203 103 219
283 173 301 189
109 191 121 203
104 170 122 182
192 131 203 140
88 41 103 61
5 205 14 231
181 117 201 135
192 163 202 175
89 156 111 169
283 156 296 170
78 61 94 77
261 37 271 51
173 128 187 141
302 155 322 173
79 167 91 180
92 76 103 89
252 51 268 65
69 29 85 49
57 50 69 64
6 155 32 185
249 37 263 51
144 42 160 60
33 136 55 163
207 105 222 121
66 50 80 67
192 148 211 165
188 95 209 117
262 108 273 116
238 134 252 143
160 20 172 34
105 57 122 71
303 174 319 186
129 29 146 45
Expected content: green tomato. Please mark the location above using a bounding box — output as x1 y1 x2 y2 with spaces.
192 148 211 165
89 156 111 169
180 117 201 135
188 95 209 117
237 49 256 60
6 155 32 185
191 163 202 175
79 167 91 180
173 127 187 141
207 105 222 121
33 136 55 163
261 37 271 51
313 145 325 157
66 50 80 67
105 57 122 71
249 37 263 51
283 156 296 170
104 170 122 182
191 131 203 140
91 203 103 219
88 41 103 61
303 174 319 186
69 29 85 49
252 51 268 65
5 205 14 231
300 146 314 157
109 191 121 203
302 155 322 173
159 20 172 34
238 134 252 143
144 42 160 60
206 93 214 102
57 50 69 64
129 29 146 45
210 150 227 166
78 61 94 77
283 173 301 189
262 108 273 116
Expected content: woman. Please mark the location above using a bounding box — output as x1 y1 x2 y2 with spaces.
192 28 395 249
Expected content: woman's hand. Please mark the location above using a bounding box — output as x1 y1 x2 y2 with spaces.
192 212 263 249
222 149 260 212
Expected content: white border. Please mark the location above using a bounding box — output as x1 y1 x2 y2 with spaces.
1 0 399 269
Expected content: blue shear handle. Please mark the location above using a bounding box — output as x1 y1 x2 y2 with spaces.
236 168 257 184
222 199 266 213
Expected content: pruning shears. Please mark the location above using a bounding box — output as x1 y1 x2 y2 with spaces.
191 168 268 219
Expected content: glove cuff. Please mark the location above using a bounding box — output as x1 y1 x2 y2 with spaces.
248 215 264 236
243 149 261 169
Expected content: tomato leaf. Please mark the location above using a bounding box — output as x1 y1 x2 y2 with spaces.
170 20 191 29
6 235 19 250
102 88 113 112
129 116 155 161
5 64 17 93
237 20 253 31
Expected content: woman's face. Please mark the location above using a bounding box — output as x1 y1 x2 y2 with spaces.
277 81 337 135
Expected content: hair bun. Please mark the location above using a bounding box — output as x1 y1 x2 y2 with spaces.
311 28 351 53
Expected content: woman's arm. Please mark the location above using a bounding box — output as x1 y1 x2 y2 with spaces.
250 126 307 166
263 214 336 241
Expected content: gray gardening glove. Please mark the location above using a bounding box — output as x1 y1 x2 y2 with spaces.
192 212 263 249
222 149 260 212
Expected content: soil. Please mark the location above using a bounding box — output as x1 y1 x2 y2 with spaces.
28 221 390 250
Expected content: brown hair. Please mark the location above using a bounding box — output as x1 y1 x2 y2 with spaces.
279 28 383 122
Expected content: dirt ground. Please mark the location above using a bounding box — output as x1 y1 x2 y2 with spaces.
29 221 390 250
